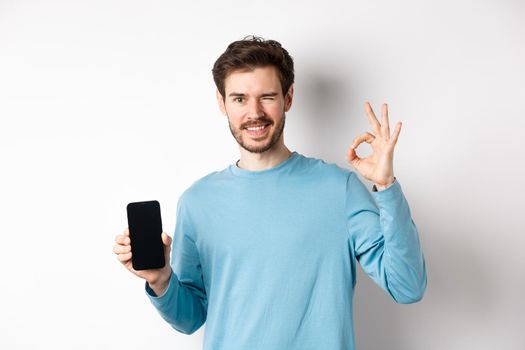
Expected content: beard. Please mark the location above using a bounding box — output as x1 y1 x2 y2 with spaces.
227 113 286 154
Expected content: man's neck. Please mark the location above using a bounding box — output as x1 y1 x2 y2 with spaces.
236 147 293 171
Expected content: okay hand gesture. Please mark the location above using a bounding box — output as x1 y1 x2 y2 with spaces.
346 102 401 188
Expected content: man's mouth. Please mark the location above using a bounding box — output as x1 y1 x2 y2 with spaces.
244 123 271 137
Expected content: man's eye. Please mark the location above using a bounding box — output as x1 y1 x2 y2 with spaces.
234 97 243 103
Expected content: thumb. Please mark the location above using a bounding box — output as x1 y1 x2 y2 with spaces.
161 232 172 247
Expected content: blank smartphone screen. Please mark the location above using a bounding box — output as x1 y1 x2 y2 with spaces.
126 200 165 270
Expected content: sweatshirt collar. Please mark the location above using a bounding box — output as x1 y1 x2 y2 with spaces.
228 151 300 178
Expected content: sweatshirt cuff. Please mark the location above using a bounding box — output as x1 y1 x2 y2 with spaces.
370 177 403 201
145 270 177 303
372 177 397 192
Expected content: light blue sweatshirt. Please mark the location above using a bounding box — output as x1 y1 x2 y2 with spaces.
145 150 427 350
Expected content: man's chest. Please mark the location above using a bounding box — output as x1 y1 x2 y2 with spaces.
193 188 348 267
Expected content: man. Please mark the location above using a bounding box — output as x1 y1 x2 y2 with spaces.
113 35 427 350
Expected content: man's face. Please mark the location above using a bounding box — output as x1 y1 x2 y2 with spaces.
216 66 293 154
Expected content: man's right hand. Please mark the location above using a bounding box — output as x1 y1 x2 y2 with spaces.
113 227 173 296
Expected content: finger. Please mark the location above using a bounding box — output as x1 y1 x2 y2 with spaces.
382 103 390 139
115 234 130 245
346 147 360 163
350 132 375 149
391 121 402 144
161 232 172 247
117 252 132 262
113 244 131 254
365 102 381 135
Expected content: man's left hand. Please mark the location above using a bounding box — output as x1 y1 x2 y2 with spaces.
346 102 401 188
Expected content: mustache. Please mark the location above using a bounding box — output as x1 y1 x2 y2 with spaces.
242 120 272 128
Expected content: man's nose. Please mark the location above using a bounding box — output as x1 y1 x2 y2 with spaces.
247 99 265 118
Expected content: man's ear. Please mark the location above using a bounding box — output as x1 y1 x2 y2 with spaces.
284 84 294 112
216 89 226 115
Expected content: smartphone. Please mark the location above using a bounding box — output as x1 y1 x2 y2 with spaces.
126 200 165 271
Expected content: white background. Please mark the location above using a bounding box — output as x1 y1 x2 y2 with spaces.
1 0 524 349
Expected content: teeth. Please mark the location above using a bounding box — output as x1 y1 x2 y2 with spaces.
247 125 267 131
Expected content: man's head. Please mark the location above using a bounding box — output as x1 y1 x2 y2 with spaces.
212 35 295 154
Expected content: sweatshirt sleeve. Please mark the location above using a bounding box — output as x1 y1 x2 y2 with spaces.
144 193 208 334
345 171 427 304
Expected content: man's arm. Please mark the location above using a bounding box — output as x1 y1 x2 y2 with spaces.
346 171 427 304
145 194 208 334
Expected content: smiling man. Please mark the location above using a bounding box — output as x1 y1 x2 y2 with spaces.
215 45 294 169
114 35 427 350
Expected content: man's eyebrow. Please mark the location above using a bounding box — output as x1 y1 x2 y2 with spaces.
261 92 279 97
227 92 279 97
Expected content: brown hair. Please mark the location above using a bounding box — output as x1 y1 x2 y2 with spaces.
212 35 295 100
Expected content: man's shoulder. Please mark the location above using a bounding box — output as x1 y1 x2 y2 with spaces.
178 167 229 203
299 153 352 181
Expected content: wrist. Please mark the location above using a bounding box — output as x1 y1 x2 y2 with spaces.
374 177 396 191
148 270 171 289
